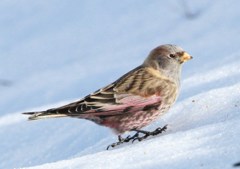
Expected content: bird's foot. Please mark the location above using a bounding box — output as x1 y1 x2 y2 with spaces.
132 125 168 142
106 132 139 150
106 125 167 150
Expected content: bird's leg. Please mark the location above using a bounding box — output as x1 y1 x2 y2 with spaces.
106 133 140 150
121 132 140 142
132 125 168 142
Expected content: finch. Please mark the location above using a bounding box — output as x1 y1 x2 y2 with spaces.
23 44 192 147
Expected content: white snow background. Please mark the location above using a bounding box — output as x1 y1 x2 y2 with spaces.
0 0 240 169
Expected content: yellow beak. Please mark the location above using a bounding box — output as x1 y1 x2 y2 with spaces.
180 52 193 63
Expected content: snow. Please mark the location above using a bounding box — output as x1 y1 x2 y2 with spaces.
0 0 240 169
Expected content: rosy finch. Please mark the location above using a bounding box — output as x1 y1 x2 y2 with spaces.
23 44 192 148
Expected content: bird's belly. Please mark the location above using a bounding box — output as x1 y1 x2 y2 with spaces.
100 105 170 134
100 85 178 134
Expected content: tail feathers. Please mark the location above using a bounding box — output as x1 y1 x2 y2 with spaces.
22 111 67 120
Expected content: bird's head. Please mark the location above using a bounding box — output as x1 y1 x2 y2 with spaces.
144 44 192 68
143 44 192 82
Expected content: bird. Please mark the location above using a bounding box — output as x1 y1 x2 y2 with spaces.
23 44 192 149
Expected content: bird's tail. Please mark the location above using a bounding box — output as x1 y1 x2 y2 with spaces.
22 111 67 120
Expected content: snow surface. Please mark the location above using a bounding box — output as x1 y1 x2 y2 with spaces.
0 0 240 169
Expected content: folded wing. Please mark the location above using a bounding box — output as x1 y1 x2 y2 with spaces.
23 66 173 122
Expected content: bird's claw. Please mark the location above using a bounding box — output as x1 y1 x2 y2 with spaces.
106 125 167 150
106 133 140 150
132 125 168 143
106 141 122 150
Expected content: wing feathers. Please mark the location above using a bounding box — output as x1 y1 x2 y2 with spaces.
24 66 173 121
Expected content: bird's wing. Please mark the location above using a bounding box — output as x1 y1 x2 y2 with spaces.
24 66 176 120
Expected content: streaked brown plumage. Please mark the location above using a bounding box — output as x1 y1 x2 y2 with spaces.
23 44 192 135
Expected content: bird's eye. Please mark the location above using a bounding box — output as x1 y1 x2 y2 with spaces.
169 54 176 58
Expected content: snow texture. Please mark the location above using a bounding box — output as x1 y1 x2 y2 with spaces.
0 0 240 169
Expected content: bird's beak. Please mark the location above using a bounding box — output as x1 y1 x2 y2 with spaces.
180 52 193 63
